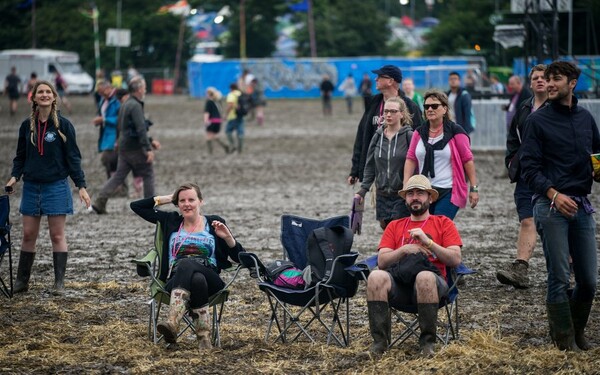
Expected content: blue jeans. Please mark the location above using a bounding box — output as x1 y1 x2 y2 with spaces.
226 117 245 137
533 197 597 304
430 188 459 220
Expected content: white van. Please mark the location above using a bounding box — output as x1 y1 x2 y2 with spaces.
0 49 94 94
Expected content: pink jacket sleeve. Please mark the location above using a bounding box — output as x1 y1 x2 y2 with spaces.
406 130 421 161
453 133 474 164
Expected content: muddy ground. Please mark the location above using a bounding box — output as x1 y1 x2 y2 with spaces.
1 94 600 374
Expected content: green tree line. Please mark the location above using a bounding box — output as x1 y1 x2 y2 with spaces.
1 0 598 78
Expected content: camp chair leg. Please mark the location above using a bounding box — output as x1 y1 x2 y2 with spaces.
148 299 157 343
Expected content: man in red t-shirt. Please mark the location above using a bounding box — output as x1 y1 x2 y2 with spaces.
366 174 463 356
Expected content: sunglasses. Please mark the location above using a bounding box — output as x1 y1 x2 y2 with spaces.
383 109 399 114
423 104 442 110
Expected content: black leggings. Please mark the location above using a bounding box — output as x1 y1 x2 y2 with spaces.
165 258 225 309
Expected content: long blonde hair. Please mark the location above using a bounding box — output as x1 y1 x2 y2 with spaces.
385 96 413 127
29 80 66 146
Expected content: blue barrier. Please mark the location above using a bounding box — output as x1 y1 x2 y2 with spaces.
187 56 486 99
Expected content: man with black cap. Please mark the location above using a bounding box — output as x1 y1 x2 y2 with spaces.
348 65 422 185
365 174 462 356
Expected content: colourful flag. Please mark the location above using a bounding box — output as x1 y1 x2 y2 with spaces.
158 0 190 16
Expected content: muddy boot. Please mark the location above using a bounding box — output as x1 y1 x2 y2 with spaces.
547 302 578 351
417 303 438 357
192 306 212 350
226 134 236 154
236 136 244 154
496 260 529 289
570 300 593 351
52 252 68 296
206 140 214 154
92 197 108 215
215 138 229 153
157 288 190 344
367 301 390 355
13 251 35 293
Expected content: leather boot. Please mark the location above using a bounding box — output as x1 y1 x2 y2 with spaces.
570 300 593 351
52 252 68 296
92 197 108 214
367 301 390 355
157 288 190 344
192 306 212 350
418 303 439 356
13 251 35 293
547 302 578 351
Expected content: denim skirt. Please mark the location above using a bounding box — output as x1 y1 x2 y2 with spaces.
20 179 74 216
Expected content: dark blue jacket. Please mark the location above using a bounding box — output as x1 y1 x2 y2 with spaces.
12 114 87 188
447 88 474 134
520 96 600 197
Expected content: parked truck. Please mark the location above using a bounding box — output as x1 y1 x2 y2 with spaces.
0 49 94 94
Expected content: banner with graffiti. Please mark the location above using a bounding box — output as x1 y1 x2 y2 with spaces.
187 56 485 99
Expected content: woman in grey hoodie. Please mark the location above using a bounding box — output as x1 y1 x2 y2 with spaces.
355 96 414 229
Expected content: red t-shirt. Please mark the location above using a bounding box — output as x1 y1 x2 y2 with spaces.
378 215 462 279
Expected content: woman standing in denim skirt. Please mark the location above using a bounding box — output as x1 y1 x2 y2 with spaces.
5 80 91 295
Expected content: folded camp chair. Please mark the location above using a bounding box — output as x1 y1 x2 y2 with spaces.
0 195 13 298
239 214 359 347
349 255 476 348
132 222 242 347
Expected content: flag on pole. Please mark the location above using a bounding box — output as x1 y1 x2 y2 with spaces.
157 0 191 16
79 6 99 19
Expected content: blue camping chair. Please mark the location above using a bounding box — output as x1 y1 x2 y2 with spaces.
239 214 359 346
0 195 13 298
348 254 476 347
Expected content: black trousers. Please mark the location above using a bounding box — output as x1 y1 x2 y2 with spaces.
166 258 224 308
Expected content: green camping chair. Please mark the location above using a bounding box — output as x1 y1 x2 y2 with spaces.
132 222 242 347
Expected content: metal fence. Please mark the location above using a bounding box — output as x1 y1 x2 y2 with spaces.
470 99 600 150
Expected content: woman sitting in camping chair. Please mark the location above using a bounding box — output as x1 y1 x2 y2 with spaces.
131 182 244 349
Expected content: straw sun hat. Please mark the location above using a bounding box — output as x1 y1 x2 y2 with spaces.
398 174 439 202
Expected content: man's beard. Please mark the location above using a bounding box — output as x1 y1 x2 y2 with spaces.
407 200 430 216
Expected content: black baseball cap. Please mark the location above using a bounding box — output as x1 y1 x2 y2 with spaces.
371 65 402 82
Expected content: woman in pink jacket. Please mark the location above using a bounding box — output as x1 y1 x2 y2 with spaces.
403 89 479 219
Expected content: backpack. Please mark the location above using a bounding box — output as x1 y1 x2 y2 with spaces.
304 226 354 287
236 93 252 118
266 260 305 289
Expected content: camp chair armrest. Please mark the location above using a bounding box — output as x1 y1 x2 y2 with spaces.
221 264 243 289
238 252 269 282
322 252 359 285
131 248 158 278
345 254 378 281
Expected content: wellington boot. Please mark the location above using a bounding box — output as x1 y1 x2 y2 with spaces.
13 251 35 293
52 252 68 296
367 301 390 355
192 306 212 350
157 288 190 344
92 197 108 215
417 303 438 357
570 300 593 351
547 302 578 351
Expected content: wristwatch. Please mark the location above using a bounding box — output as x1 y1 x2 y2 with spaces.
469 185 479 193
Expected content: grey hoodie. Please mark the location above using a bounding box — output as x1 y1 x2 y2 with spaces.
359 125 413 196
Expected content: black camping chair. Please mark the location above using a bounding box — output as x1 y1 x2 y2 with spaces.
239 214 359 347
0 195 13 298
